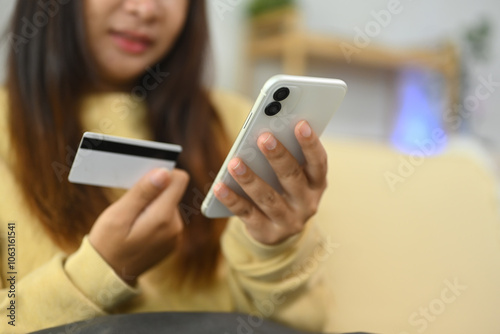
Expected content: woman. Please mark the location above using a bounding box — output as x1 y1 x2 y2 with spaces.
0 0 330 332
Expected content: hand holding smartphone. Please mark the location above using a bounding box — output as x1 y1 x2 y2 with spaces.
201 75 347 218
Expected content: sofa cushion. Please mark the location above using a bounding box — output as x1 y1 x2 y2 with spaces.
317 139 500 334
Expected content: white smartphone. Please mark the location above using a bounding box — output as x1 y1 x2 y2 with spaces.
201 74 347 218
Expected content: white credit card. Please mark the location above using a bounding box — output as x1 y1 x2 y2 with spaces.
68 132 182 189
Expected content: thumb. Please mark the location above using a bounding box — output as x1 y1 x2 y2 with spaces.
115 168 171 219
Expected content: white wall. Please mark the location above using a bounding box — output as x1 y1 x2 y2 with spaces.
0 0 16 82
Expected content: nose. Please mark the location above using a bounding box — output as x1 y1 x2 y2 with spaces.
123 0 162 22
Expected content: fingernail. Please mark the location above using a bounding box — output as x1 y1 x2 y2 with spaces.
263 133 277 151
230 159 246 176
150 168 169 188
214 183 228 198
299 121 312 138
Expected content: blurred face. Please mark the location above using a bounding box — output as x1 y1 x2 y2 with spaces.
84 0 189 90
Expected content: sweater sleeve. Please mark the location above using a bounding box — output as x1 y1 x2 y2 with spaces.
221 217 334 332
0 236 137 333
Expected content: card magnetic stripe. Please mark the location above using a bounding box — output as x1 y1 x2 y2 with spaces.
80 138 180 161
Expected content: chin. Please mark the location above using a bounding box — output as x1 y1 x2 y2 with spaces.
102 68 146 88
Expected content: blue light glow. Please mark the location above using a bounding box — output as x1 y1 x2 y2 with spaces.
391 68 447 155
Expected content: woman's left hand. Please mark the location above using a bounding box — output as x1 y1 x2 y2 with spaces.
213 121 328 245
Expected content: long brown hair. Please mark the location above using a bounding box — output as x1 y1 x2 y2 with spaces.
6 0 228 285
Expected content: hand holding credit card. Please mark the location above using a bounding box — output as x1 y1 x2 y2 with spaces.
68 132 182 189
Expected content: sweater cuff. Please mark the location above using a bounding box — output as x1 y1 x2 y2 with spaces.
239 223 303 261
228 217 314 262
64 235 138 312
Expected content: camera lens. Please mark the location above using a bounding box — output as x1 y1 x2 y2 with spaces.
273 87 290 101
265 102 282 116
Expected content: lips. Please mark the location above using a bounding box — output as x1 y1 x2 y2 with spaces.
110 30 154 54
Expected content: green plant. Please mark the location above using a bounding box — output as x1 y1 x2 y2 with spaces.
457 17 493 133
248 0 296 17
464 17 492 62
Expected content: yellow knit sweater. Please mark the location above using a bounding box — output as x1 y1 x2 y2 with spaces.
0 89 328 333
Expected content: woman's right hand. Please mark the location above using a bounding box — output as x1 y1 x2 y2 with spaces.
89 168 189 285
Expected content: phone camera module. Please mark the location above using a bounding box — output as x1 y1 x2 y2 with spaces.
265 102 282 116
273 87 290 102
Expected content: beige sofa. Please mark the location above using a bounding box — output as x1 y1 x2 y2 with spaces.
316 139 500 334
